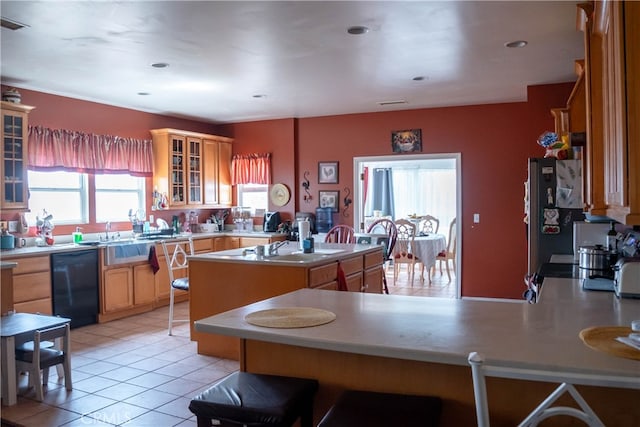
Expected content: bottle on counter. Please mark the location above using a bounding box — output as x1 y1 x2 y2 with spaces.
607 221 618 253
72 227 83 244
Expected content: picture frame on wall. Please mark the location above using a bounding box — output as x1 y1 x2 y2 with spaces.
391 129 422 153
318 161 339 184
319 190 340 212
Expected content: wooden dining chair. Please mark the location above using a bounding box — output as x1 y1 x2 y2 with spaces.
393 219 422 286
325 225 356 243
434 218 456 282
418 215 440 235
15 323 72 401
160 237 194 335
366 218 398 294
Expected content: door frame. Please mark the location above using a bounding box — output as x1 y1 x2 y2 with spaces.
353 153 462 298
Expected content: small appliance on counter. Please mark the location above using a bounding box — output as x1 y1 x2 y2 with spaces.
263 211 281 232
613 258 640 298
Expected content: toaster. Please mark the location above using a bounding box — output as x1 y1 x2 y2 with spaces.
613 259 640 298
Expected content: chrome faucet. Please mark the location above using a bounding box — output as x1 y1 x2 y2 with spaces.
268 240 289 256
105 221 111 241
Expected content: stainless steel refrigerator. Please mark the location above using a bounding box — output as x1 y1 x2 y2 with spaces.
527 158 585 275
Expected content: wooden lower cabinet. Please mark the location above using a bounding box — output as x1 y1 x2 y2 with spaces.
133 264 155 305
102 267 134 312
11 255 52 314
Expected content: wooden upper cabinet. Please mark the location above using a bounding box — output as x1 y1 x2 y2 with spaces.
580 1 640 224
1 101 35 210
151 128 233 209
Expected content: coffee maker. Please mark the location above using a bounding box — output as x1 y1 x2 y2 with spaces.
263 211 281 232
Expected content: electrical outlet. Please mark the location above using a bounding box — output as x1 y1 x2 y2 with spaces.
473 213 480 223
149 214 154 223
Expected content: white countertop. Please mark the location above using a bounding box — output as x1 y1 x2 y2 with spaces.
195 279 640 387
189 242 383 266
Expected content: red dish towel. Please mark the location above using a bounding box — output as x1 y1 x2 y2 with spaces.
148 245 160 274
337 261 348 291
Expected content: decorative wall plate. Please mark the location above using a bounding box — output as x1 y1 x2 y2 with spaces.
270 183 290 206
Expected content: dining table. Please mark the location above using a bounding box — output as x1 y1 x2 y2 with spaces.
410 233 447 277
0 312 71 406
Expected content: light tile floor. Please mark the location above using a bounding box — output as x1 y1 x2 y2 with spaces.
1 264 455 427
1 303 237 427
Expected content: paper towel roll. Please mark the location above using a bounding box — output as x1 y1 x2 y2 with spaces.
298 220 310 249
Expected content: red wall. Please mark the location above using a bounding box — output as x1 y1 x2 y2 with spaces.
223 83 574 299
7 82 574 298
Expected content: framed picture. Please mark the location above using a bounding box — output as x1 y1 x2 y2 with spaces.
391 129 422 153
318 161 339 184
319 190 340 212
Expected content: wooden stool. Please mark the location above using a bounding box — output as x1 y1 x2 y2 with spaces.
188 371 319 427
318 390 442 427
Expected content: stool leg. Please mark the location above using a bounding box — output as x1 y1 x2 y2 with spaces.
300 400 314 427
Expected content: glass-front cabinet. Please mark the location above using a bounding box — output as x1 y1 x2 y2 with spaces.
151 128 233 209
1 101 35 210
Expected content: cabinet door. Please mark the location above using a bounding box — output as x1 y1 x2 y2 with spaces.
213 237 227 252
240 237 269 247
345 273 363 292
1 105 30 209
169 134 187 206
187 136 203 205
218 141 233 206
226 237 240 249
202 139 220 206
133 264 155 305
363 267 383 294
103 267 134 312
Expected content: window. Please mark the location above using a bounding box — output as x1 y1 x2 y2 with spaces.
95 174 145 222
237 184 268 212
27 171 88 224
27 171 145 224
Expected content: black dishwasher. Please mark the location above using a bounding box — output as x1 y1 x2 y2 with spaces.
51 249 99 328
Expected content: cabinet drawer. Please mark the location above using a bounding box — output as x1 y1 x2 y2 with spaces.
193 238 213 253
364 250 384 269
13 272 52 303
14 298 52 315
340 256 363 276
314 281 338 291
309 263 337 287
346 273 363 292
13 255 50 275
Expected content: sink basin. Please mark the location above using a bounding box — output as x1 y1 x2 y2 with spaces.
104 240 155 266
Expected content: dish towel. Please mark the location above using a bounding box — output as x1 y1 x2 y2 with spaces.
148 246 160 274
337 261 348 291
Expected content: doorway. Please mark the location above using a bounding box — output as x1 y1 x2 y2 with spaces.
353 153 462 298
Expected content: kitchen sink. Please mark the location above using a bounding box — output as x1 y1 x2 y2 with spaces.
104 240 155 266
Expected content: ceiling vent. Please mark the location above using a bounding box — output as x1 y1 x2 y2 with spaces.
1 17 28 31
377 100 407 106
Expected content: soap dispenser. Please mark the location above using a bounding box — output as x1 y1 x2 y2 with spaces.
72 227 83 244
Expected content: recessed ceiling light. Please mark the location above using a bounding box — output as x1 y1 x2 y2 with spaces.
505 40 528 48
151 62 169 68
412 76 426 81
252 94 267 99
137 92 150 96
347 25 369 35
1 17 28 31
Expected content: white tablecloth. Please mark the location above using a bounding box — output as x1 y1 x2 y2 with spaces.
411 234 447 270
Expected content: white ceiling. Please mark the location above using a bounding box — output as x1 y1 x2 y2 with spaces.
1 1 584 124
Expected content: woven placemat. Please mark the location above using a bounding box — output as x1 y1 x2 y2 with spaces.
245 307 336 328
579 326 640 361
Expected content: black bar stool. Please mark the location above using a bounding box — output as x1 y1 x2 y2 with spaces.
318 389 442 427
188 371 319 427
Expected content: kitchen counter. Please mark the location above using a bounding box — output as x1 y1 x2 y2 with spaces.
0 230 285 259
194 280 640 426
189 243 384 359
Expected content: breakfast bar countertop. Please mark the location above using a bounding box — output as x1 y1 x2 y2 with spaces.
194 280 640 385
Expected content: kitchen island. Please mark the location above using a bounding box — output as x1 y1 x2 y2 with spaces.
194 280 640 426
188 242 384 359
